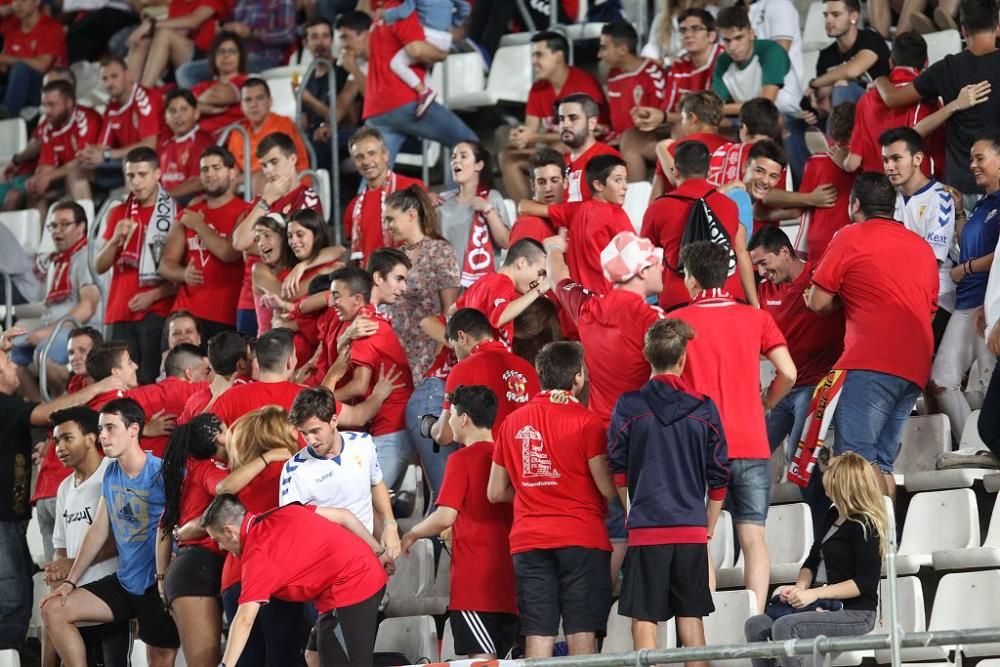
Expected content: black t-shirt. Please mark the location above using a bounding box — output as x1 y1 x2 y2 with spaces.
817 29 891 87
0 391 38 522
303 65 352 133
914 49 1000 194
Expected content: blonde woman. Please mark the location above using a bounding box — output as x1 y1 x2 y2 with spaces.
744 452 888 667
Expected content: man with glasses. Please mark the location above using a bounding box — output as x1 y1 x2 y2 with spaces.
9 201 105 399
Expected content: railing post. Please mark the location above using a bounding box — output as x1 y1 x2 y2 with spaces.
885 498 902 667
293 57 341 241
38 316 81 402
216 123 254 201
1 271 12 331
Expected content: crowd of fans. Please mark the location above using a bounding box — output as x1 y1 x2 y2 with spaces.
0 0 1000 663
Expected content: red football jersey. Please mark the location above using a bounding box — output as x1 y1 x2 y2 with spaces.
606 59 667 137
362 12 427 119
39 105 102 168
158 128 215 192
564 141 622 202
128 377 210 457
177 457 228 553
99 84 163 150
454 272 520 350
662 45 724 113
210 380 306 426
549 198 633 295
525 66 610 132
2 13 66 67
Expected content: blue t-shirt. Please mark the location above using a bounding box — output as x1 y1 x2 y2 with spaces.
102 454 166 595
725 189 754 237
957 191 1000 310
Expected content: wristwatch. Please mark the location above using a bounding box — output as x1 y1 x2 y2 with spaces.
102 149 113 163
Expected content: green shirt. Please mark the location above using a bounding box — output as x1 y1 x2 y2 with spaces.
712 38 796 111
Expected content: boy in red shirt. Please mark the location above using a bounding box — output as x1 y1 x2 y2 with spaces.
510 148 564 245
487 341 617 658
93 146 178 385
202 495 390 667
159 145 251 337
519 154 633 295
0 0 66 116
401 385 518 660
672 242 797 614
158 89 214 202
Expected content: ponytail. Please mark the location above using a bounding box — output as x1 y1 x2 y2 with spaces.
385 185 442 240
160 414 224 534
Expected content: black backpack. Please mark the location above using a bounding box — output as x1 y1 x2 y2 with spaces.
660 190 737 278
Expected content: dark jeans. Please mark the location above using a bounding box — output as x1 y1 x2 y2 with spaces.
980 356 1000 456
467 0 572 56
222 584 306 667
0 520 32 650
314 586 385 667
236 309 258 338
66 7 139 64
110 313 166 386
0 62 43 116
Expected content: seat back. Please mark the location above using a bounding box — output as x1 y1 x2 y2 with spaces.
928 570 1000 658
0 118 27 161
374 615 439 663
486 44 533 104
441 52 487 106
710 510 735 570
267 78 297 120
802 2 834 50
440 618 461 660
898 489 979 557
602 601 676 654
766 502 813 566
0 649 20 667
924 29 962 66
872 576 926 663
383 538 435 616
623 180 652 233
0 209 42 255
960 409 985 450
896 414 950 476
704 589 758 667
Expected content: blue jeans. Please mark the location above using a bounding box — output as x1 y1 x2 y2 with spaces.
831 81 866 107
405 377 454 502
766 385 814 463
726 458 771 525
176 53 278 89
833 370 920 473
782 113 810 186
373 429 414 492
10 324 72 367
1 62 43 116
365 101 477 167
222 584 305 667
0 521 32 649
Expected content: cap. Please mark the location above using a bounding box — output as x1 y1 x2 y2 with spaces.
601 231 663 283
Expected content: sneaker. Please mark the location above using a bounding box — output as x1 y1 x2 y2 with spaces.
415 88 437 118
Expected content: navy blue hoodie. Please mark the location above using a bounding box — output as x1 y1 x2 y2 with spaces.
608 374 730 546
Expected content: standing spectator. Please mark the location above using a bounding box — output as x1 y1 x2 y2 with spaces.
809 0 891 107
929 136 1000 445
488 341 617 658
176 0 297 88
0 0 67 117
0 216 41 306
509 148 564 244
65 0 138 65
160 145 252 339
673 241 797 612
609 318 730 654
158 89 215 202
599 21 668 144
806 172 939 500
345 127 426 265
401 385 518 660
68 57 162 202
500 31 608 202
94 147 177 385
192 32 250 138
438 141 512 284
178 331 250 423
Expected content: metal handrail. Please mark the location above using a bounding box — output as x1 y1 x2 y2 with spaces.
217 123 254 201
293 57 341 237
87 196 122 328
1 271 12 330
38 315 81 402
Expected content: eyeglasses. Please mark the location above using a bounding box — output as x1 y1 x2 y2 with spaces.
47 221 80 232
216 47 240 56
677 25 708 34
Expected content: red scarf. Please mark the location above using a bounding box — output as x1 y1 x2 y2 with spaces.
46 236 87 305
350 171 397 262
460 184 497 287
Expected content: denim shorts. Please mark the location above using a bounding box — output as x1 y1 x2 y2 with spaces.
832 370 920 473
726 458 771 525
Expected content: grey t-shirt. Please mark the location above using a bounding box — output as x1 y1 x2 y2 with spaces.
42 248 105 326
437 188 512 271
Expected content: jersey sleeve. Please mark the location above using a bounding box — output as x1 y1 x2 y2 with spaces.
348 335 380 372
548 202 578 230
435 452 467 512
759 41 791 87
40 20 67 63
366 439 384 485
525 81 550 119
492 428 511 469
811 231 850 295
442 364 471 409
135 89 163 139
199 460 229 495
278 459 304 506
554 278 591 323
582 415 607 460
758 309 788 355
922 188 956 262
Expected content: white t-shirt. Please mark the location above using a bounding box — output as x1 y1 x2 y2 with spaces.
894 179 958 312
279 431 383 532
984 238 1000 328
748 0 805 94
52 458 118 587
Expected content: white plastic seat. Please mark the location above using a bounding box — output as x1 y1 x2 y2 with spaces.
892 489 979 575
933 491 1000 570
802 3 834 50
0 209 42 255
0 118 27 162
26 512 44 567
703 589 758 667
563 22 607 40
717 503 813 588
130 640 150 667
374 615 439 663
449 44 532 109
395 139 441 179
924 29 962 66
801 49 820 89
895 414 950 485
259 64 309 81
602 600 677 654
0 649 20 667
313 168 331 221
905 411 991 491
440 52 488 107
709 510 734 570
623 180 652 233
440 618 462 660
266 79 297 120
873 577 927 663
382 538 436 617
503 198 517 225
27 571 45 639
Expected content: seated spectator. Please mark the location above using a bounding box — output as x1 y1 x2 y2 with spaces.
641 0 719 65
125 0 231 88
874 0 1000 198
94 147 177 385
68 57 162 202
23 79 102 215
806 172 939 500
642 141 756 310
227 78 311 194
519 154 633 295
158 89 215 202
192 32 250 138
10 202 105 398
176 0 297 88
0 0 66 117
557 94 622 203
651 90 728 196
499 31 608 202
599 21 668 145
160 145 251 338
808 0 890 110
509 148 564 245
0 216 42 306
345 127 425 266
487 340 616 658
439 141 512 285
64 0 139 65
712 7 802 118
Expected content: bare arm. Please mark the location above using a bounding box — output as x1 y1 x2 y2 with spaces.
315 506 383 552
874 77 922 109
517 200 550 218
333 364 371 401
30 377 125 425
810 50 878 89
0 53 54 73
220 602 261 667
805 283 839 315
403 39 447 63
430 407 454 445
371 481 400 558
914 81 992 137
215 449 291 494
400 505 458 552
487 462 515 503
197 81 240 107
763 344 797 410
734 225 758 308
158 221 188 284
588 454 617 500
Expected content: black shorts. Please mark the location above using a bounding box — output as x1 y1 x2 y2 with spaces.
619 544 715 622
164 545 224 602
512 547 611 637
449 610 519 658
82 574 180 649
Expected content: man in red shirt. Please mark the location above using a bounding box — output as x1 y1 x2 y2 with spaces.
520 154 633 295
179 331 250 424
344 127 425 264
642 141 757 311
160 145 251 338
24 79 102 209
67 57 162 202
94 146 178 385
799 103 857 260
0 0 66 116
430 308 541 446
557 94 622 203
401 385 518 660
807 172 939 499
202 495 390 667
599 21 667 144
500 31 609 202
672 241 797 613
487 341 617 658
158 89 214 202
510 148 564 245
